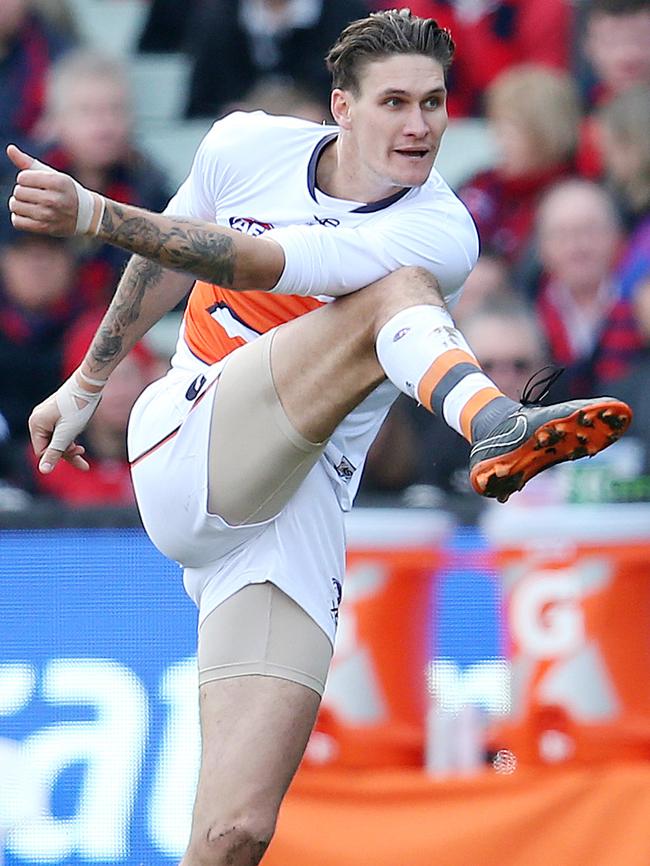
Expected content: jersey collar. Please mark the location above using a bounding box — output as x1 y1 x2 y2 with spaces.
307 132 411 214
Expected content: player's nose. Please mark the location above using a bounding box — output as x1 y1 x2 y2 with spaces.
402 106 429 137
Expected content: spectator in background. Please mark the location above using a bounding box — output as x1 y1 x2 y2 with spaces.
0 0 74 144
459 65 580 277
137 0 201 53
605 276 650 476
596 85 650 301
184 0 369 119
32 312 159 506
229 79 329 124
535 179 643 394
0 406 30 508
577 0 650 177
361 298 551 499
371 0 573 117
582 0 650 110
452 247 513 320
0 209 81 445
37 49 173 306
31 0 78 40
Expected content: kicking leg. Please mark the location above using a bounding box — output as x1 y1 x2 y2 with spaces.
208 264 632 521
270 266 632 502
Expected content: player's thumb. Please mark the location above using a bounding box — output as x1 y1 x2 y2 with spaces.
38 447 63 474
6 144 53 172
6 144 35 170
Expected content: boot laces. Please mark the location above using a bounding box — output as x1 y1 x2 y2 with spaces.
520 365 565 406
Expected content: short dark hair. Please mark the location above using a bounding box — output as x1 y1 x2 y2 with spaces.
588 0 649 15
325 8 455 94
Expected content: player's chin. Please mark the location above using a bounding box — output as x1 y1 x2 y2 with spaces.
393 166 431 188
391 157 434 186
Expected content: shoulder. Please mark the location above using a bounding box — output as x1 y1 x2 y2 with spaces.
391 172 479 248
201 110 331 154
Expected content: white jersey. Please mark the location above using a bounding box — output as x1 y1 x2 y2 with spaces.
164 110 478 507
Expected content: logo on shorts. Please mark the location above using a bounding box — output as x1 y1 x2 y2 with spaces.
185 374 207 401
393 327 411 342
330 577 343 626
334 456 356 482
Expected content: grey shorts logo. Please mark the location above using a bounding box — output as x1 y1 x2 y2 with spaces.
185 374 207 401
334 455 356 482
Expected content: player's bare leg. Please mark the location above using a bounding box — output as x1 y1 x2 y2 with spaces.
270 265 438 443
180 675 320 866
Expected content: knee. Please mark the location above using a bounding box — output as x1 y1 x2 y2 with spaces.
187 815 274 866
357 265 444 316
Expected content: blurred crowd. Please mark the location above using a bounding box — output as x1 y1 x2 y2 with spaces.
0 0 648 511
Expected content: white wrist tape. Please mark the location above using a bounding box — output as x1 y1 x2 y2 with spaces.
30 156 105 236
73 180 105 235
51 375 104 452
77 369 109 388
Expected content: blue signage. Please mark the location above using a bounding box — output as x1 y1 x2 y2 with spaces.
0 523 503 864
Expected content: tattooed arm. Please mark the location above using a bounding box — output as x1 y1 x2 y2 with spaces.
7 144 285 290
96 200 284 290
82 258 192 379
27 260 194 473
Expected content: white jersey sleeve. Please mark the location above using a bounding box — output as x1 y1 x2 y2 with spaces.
163 112 253 219
267 202 479 302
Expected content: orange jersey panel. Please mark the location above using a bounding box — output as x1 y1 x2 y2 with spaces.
183 281 326 365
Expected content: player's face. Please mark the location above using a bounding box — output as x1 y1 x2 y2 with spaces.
334 54 448 196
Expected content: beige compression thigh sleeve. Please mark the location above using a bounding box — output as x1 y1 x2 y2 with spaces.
198 582 333 697
207 329 327 526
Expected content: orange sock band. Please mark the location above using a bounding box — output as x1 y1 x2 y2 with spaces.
416 349 479 407
459 387 503 441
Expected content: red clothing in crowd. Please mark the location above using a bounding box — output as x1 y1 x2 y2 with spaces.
0 12 72 141
32 451 136 507
458 162 574 265
372 0 572 116
536 278 643 395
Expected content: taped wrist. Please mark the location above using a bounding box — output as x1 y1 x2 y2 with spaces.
51 374 103 452
73 181 105 235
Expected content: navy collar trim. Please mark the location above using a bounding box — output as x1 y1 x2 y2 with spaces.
307 133 411 213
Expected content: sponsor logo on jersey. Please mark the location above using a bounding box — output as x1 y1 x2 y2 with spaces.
313 215 341 228
228 216 274 236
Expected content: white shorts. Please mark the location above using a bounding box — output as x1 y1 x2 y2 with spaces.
127 351 345 645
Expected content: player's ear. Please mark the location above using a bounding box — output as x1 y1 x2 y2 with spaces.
331 89 353 130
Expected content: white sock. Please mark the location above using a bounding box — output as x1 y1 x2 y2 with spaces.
375 305 506 440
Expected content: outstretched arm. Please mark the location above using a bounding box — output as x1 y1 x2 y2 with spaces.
28 256 194 474
6 144 285 289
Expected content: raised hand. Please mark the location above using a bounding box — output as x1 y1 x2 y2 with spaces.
6 144 104 237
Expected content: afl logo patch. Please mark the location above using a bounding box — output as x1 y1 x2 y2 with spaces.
229 216 274 236
393 327 411 342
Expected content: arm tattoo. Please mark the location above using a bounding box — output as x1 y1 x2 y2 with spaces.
88 256 164 372
99 202 236 286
